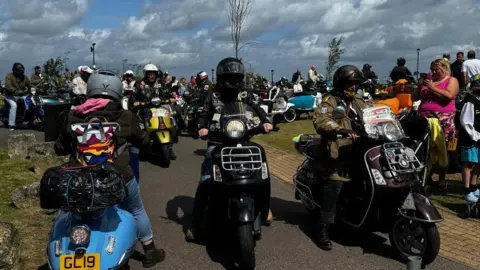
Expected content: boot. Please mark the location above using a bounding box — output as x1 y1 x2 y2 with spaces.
263 209 274 226
142 241 165 268
170 148 177 160
315 223 332 251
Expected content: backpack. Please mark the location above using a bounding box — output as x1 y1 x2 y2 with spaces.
71 116 126 166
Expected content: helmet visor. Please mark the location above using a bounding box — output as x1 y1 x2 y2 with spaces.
217 61 244 75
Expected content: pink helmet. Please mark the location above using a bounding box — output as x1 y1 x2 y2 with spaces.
311 65 316 69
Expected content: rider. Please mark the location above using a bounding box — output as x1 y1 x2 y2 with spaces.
53 70 165 268
390 58 413 83
185 57 273 242
308 65 323 89
135 64 177 159
30 66 48 92
4 63 31 131
71 66 93 104
122 70 137 111
312 65 368 250
362 64 377 80
195 71 213 99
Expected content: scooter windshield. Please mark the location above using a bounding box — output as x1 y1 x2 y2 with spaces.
362 106 405 141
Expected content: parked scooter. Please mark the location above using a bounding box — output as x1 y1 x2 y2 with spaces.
256 85 296 123
293 105 442 266
199 102 277 270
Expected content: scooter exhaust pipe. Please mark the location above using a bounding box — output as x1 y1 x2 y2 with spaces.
406 256 422 270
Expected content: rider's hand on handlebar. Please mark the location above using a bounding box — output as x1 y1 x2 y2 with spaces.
338 128 357 139
198 128 209 137
133 102 140 106
263 123 273 132
170 98 177 103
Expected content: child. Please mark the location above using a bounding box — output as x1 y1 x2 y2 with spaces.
458 74 480 202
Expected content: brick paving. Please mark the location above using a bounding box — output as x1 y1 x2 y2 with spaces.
263 144 480 269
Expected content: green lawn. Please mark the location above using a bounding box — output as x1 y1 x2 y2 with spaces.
0 149 61 269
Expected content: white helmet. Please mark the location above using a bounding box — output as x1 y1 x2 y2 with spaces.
143 64 158 76
125 70 134 75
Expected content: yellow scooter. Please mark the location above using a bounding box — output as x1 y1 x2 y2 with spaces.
144 96 177 167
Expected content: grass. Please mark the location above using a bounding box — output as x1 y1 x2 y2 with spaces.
0 149 62 269
255 118 469 216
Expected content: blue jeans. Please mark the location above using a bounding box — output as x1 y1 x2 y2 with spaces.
191 145 216 227
129 147 140 182
120 179 153 243
4 96 18 126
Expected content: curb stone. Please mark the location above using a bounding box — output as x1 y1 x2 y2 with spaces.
262 142 480 269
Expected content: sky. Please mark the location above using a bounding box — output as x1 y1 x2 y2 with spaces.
0 0 478 82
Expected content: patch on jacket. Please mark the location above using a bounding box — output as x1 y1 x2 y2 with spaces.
321 107 328 114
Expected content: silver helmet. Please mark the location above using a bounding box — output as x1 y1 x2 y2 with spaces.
86 70 123 102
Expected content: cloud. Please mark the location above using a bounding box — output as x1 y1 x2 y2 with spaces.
0 0 479 81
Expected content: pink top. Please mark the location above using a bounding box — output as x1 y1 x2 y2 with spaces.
418 77 455 113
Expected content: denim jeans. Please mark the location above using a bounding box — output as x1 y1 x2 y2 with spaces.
4 96 18 126
129 147 140 183
120 179 153 242
191 145 216 227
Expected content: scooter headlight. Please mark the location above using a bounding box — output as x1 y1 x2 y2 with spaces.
70 225 91 246
225 119 246 139
151 97 161 106
383 122 403 142
30 88 36 95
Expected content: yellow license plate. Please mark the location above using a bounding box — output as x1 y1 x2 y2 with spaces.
447 138 458 151
185 115 189 120
60 253 100 270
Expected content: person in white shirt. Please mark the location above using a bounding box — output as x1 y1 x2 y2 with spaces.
461 50 480 88
308 65 323 83
71 66 93 96
122 70 136 92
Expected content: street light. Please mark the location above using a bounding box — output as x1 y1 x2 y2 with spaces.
90 43 96 67
122 59 128 73
211 69 214 83
416 48 420 80
271 69 274 83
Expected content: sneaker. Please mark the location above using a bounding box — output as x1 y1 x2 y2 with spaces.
464 192 479 203
474 189 480 198
8 126 14 131
142 242 165 268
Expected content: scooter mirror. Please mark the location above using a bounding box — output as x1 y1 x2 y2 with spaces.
332 106 347 120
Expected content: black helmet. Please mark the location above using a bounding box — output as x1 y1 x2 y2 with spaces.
397 57 406 65
333 65 365 98
363 64 371 69
216 57 245 90
12 63 25 77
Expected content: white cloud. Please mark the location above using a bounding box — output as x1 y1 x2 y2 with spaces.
0 0 479 81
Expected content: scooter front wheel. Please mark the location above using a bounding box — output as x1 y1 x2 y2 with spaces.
237 224 256 270
283 108 296 122
389 217 440 266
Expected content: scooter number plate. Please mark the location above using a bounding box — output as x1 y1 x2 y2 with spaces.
152 109 168 117
447 138 457 151
60 253 99 270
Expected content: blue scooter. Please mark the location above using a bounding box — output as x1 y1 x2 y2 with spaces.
46 148 140 270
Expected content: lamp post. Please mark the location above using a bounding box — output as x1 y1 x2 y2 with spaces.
416 48 420 80
90 43 96 67
211 69 214 83
271 69 274 83
122 59 128 73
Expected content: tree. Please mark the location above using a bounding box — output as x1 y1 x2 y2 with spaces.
228 0 253 59
325 37 346 80
42 57 65 89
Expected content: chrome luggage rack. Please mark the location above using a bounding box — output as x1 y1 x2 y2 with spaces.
381 142 424 174
220 146 262 171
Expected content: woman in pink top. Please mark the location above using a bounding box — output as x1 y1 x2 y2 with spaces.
412 58 460 187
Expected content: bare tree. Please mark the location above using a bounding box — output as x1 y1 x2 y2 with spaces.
228 0 253 59
325 37 346 80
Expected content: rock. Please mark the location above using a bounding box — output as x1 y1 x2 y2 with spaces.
0 222 19 270
27 142 56 158
7 134 37 159
11 182 40 209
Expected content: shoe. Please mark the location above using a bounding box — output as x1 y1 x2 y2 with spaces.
464 192 479 203
315 224 332 251
170 149 177 160
474 189 479 198
8 126 14 131
263 209 273 226
142 241 165 268
185 226 203 243
330 172 350 182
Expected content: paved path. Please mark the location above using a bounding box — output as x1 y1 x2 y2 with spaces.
0 127 474 269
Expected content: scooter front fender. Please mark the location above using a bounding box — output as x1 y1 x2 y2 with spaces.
398 193 443 223
47 206 137 270
155 130 171 144
229 196 255 223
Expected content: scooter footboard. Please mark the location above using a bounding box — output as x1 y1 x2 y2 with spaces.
47 206 137 270
228 196 255 223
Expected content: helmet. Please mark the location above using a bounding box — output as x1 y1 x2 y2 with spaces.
12 63 25 76
216 57 245 90
79 66 93 75
143 64 158 76
363 64 371 69
311 64 316 69
124 70 134 76
397 57 406 65
333 65 365 99
196 71 208 85
86 70 123 102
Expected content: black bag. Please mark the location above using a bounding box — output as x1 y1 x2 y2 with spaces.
40 162 126 212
